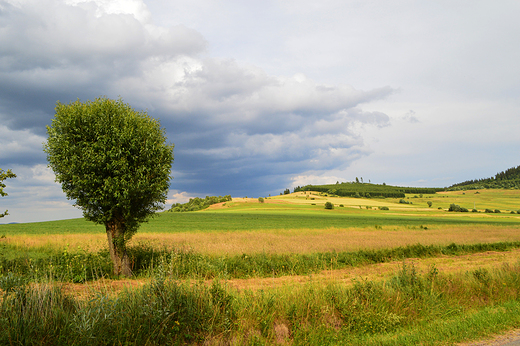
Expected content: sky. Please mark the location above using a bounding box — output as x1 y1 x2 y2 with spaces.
1 0 519 223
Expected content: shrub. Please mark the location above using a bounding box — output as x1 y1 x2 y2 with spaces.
258 197 264 203
448 204 461 212
472 209 478 212
427 201 433 207
324 202 334 210
495 209 501 213
339 204 344 207
485 209 494 213
378 206 389 210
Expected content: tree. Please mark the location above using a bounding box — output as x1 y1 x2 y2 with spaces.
427 201 433 208
324 201 334 209
44 97 174 276
0 169 16 218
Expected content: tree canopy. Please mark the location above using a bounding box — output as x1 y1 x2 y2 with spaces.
44 97 174 275
0 168 16 218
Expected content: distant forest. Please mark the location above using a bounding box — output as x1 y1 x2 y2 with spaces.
449 165 520 190
292 182 443 198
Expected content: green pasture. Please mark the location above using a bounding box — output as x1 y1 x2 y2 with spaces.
1 208 519 236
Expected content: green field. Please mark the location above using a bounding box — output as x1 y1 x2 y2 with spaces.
1 189 520 345
2 189 520 236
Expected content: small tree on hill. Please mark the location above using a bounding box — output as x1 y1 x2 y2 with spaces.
427 201 433 208
324 201 334 209
0 169 16 218
44 97 174 276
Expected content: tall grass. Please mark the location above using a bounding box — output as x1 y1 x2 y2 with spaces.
2 260 520 345
2 241 520 282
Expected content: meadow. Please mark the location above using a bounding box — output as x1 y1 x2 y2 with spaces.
1 189 520 345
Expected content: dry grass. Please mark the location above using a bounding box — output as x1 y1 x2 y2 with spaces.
129 224 520 255
4 224 520 255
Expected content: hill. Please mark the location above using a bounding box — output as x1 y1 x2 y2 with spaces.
449 165 520 190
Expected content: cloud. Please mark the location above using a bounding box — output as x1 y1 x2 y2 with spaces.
402 110 419 124
166 190 194 206
0 0 396 221
290 174 347 188
0 125 46 165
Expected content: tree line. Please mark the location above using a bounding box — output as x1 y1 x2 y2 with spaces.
292 182 442 198
449 165 520 190
169 195 232 212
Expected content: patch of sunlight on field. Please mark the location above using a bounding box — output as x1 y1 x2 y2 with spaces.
5 224 520 255
130 224 520 256
1 233 107 252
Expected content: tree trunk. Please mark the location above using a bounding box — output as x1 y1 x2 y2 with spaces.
105 218 132 277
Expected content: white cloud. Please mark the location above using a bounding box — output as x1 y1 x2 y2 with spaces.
166 190 194 205
0 125 46 163
290 174 346 187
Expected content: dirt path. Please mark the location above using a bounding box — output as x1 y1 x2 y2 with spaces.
61 248 520 297
459 329 520 346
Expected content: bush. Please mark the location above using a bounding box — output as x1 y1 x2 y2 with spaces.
448 204 461 212
258 197 264 203
324 202 334 210
472 209 478 212
485 209 494 213
427 201 433 207
378 206 389 210
495 209 501 213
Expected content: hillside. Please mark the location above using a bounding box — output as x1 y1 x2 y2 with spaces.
450 165 520 190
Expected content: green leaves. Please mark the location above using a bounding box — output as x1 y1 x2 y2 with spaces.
0 168 16 218
44 97 174 234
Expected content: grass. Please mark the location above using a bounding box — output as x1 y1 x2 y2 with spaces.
3 223 520 257
2 207 519 237
2 260 520 345
2 189 520 344
3 239 520 283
